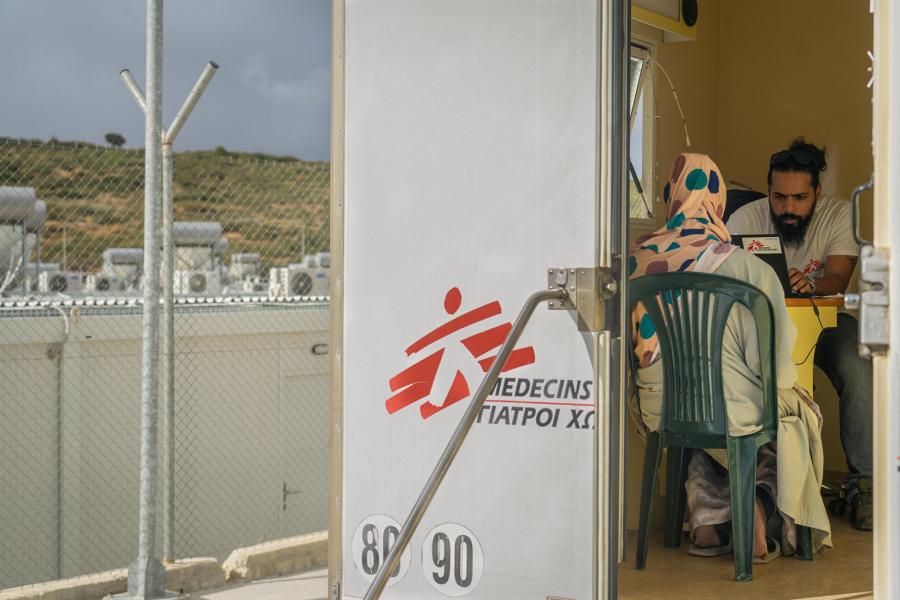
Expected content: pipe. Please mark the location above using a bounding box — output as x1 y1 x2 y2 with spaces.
21 223 26 293
36 226 41 282
364 287 568 600
164 62 218 145
161 143 175 563
120 69 147 113
50 305 70 579
160 63 217 561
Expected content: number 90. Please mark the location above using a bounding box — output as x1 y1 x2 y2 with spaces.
422 523 484 596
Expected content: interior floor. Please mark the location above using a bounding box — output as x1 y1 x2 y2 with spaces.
618 515 872 599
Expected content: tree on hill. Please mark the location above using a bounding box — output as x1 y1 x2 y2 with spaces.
105 132 126 148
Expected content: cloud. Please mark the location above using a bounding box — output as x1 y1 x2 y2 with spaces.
239 53 329 106
0 0 331 159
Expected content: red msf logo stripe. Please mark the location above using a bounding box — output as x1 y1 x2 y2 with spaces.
405 301 501 355
386 287 535 420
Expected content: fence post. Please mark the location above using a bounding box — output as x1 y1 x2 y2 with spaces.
160 142 175 563
123 0 166 596
121 61 218 567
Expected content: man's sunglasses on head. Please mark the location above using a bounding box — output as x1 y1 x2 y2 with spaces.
770 149 821 168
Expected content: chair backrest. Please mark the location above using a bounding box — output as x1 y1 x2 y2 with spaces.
629 272 778 446
723 188 766 223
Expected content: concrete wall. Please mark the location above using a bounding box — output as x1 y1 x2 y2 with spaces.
0 302 330 589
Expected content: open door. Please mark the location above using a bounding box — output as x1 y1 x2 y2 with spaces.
330 1 630 599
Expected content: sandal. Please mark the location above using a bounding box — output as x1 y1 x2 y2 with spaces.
753 537 781 564
687 542 732 557
688 527 732 557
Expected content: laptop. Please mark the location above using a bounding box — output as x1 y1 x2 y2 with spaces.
730 234 813 298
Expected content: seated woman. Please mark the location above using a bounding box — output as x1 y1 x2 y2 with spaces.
629 153 832 561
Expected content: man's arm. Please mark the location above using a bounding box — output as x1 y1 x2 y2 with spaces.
788 255 858 295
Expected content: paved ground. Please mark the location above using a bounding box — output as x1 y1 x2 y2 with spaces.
193 569 327 600
189 518 872 600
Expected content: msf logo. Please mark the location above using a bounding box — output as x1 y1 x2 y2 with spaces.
746 239 764 252
386 287 535 420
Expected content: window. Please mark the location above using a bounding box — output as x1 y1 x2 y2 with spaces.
628 44 655 222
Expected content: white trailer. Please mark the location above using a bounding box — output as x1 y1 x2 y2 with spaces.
332 1 900 598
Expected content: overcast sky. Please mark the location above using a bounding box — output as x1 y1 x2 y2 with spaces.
0 1 331 160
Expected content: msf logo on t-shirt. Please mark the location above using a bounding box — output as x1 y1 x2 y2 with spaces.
385 287 535 420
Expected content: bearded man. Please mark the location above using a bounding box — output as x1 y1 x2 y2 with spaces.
726 137 872 530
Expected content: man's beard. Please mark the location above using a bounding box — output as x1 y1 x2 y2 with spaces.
771 202 816 247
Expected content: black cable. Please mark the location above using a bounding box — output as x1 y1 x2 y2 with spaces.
793 298 825 366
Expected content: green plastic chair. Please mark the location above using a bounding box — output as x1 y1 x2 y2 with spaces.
629 272 813 581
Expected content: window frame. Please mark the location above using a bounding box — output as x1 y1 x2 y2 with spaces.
628 39 657 235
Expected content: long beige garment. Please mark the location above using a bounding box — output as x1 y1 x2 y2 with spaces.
633 248 832 551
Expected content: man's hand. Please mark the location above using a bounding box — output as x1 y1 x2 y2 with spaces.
788 255 858 295
788 268 814 294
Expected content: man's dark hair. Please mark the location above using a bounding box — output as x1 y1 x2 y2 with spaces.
767 137 827 188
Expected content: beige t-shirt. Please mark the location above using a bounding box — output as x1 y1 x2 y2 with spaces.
726 195 858 279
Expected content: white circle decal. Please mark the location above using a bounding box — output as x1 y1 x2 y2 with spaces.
421 522 484 596
351 514 411 585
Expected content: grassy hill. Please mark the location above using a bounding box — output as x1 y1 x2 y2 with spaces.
0 137 330 273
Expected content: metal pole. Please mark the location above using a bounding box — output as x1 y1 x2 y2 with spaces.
164 62 218 145
51 306 70 580
121 60 217 568
62 225 67 272
364 287 568 600
120 70 147 113
160 143 175 563
129 0 165 596
160 63 216 562
21 223 26 293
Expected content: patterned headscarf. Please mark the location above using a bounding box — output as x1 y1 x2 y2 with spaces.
629 153 737 368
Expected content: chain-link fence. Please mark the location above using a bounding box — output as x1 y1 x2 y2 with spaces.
0 137 331 591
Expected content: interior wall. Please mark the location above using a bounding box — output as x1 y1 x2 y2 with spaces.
715 0 873 238
637 0 873 236
633 0 721 227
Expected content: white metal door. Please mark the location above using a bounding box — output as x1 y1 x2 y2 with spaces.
871 1 900 597
331 1 627 599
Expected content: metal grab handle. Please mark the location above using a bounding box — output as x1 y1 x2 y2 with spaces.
363 286 568 600
851 177 874 246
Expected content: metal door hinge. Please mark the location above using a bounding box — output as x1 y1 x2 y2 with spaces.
547 267 617 332
331 580 340 600
845 244 889 357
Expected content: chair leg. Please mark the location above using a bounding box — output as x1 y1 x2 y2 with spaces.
636 432 663 570
796 525 814 560
726 436 757 582
664 446 692 548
